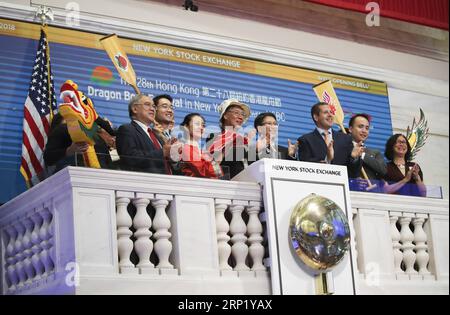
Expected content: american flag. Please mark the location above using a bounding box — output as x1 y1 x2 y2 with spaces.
19 28 57 186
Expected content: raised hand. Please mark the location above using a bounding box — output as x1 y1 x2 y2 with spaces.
412 164 421 182
351 141 365 159
326 140 334 162
287 139 298 158
66 142 89 156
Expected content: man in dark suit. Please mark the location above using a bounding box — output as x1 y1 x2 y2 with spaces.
298 102 363 178
348 113 387 180
116 94 174 174
248 112 297 163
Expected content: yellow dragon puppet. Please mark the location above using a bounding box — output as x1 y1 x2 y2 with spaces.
58 80 115 168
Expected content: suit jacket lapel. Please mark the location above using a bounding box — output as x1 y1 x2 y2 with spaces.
313 128 327 158
132 121 155 149
313 129 326 144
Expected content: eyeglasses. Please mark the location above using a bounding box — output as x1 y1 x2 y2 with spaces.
261 122 278 126
157 104 174 111
227 110 247 118
396 140 408 145
135 102 156 108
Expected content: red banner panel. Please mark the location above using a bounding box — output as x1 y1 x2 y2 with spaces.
304 0 449 30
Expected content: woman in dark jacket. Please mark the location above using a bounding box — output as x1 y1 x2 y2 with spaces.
383 134 426 197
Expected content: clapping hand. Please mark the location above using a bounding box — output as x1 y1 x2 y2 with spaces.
326 140 334 162
287 139 298 158
351 141 365 159
66 142 89 156
411 164 421 182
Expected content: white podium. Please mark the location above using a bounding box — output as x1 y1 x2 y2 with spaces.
233 159 358 295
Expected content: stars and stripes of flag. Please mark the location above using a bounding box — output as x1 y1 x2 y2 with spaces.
19 27 57 186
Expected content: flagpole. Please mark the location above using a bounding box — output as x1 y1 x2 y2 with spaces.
19 5 57 187
313 80 376 190
35 6 54 121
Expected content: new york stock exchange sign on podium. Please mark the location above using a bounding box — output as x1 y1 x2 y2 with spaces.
234 159 357 295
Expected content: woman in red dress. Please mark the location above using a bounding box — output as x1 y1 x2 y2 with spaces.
179 113 223 179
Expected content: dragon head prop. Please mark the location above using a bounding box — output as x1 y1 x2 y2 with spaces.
58 80 101 168
406 108 429 161
58 80 99 145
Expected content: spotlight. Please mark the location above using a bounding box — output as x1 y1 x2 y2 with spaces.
183 0 198 12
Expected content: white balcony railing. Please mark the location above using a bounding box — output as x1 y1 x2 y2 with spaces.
351 192 449 294
0 167 448 295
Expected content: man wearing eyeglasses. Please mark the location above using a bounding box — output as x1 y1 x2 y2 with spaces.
153 94 175 143
116 94 175 174
249 112 297 162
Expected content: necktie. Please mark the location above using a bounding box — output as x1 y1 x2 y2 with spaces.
148 128 162 149
322 131 327 142
322 131 333 163
148 127 172 175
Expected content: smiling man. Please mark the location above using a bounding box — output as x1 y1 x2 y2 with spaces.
298 102 363 179
153 94 175 142
116 94 175 174
348 113 386 180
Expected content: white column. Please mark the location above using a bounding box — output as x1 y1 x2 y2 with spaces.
4 226 19 292
115 191 135 272
229 201 250 271
22 218 36 284
351 209 362 275
389 213 403 275
30 213 44 280
13 222 27 288
39 209 55 276
399 215 418 277
133 195 155 271
215 199 232 271
413 215 431 277
246 202 265 271
152 195 174 270
351 208 364 276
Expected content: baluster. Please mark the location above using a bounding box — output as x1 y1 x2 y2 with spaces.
13 222 27 288
389 214 403 274
30 213 44 280
413 215 431 277
39 209 54 276
152 195 174 269
116 194 135 272
246 202 265 271
4 226 19 292
399 216 417 276
22 218 36 284
45 205 56 274
133 195 155 271
229 203 250 271
351 209 362 275
215 200 232 271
